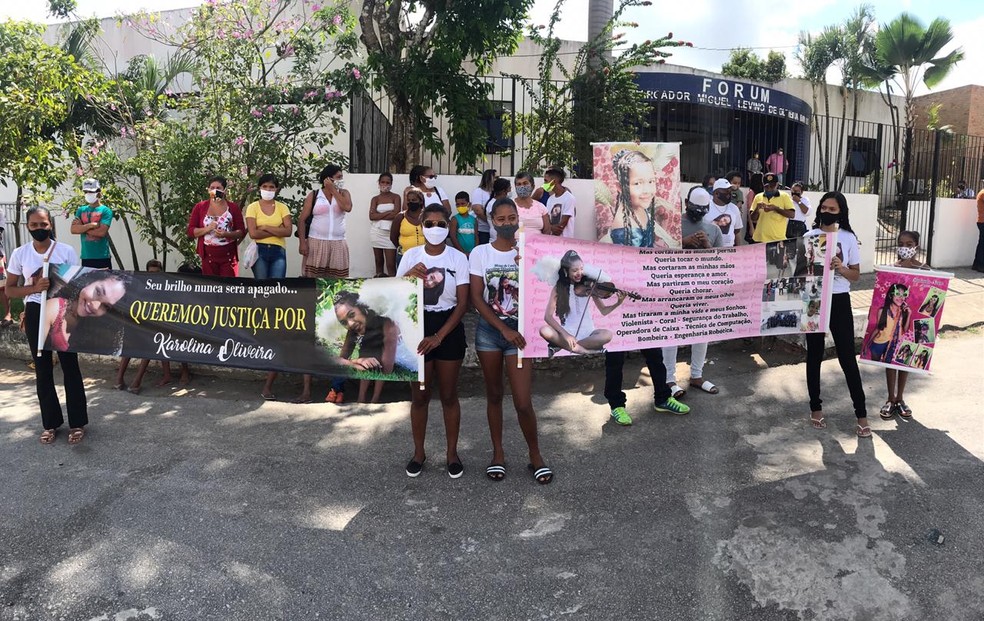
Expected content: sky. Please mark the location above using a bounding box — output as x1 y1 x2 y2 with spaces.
1 0 976 93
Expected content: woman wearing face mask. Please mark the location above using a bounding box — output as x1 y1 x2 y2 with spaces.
513 171 550 235
873 230 930 421
4 206 88 445
405 165 451 216
369 172 401 277
246 173 292 280
484 178 513 243
470 169 497 244
803 191 869 437
187 175 246 277
396 205 471 478
469 198 552 485
297 164 352 279
390 190 426 263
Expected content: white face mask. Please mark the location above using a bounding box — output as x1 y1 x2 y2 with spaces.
260 189 276 201
422 225 449 245
84 192 99 204
897 246 918 260
333 179 345 190
424 177 437 189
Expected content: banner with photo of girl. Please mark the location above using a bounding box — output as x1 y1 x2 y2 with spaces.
593 142 683 249
35 264 424 381
859 266 952 374
520 233 835 358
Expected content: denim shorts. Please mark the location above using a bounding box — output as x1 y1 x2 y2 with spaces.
475 316 519 356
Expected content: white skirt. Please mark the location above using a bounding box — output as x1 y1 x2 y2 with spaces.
370 225 395 250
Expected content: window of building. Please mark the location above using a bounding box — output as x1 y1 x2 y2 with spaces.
846 136 878 177
481 101 513 154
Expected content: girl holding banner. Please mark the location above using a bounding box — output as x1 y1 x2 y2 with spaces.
803 193 870 438
469 198 552 485
3 207 88 445
396 205 471 479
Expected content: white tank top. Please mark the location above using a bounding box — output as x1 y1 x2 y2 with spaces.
308 190 345 241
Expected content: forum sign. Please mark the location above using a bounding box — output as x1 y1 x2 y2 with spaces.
635 72 812 125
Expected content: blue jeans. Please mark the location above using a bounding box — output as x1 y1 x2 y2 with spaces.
253 243 287 279
475 316 519 356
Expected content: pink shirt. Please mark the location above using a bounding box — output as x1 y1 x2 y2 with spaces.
766 152 787 173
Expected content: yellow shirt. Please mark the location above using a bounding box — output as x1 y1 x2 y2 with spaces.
750 192 796 242
398 215 424 252
246 201 291 248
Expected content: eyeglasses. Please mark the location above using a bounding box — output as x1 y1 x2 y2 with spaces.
425 174 438 179
422 220 448 229
891 288 909 298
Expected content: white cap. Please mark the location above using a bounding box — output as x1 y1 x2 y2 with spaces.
712 178 732 191
82 178 101 192
688 187 711 207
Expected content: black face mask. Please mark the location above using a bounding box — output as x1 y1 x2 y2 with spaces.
819 212 840 226
407 202 422 211
29 229 51 242
685 205 708 222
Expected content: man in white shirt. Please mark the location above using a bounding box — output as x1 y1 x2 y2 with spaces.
544 167 576 237
787 181 811 238
706 179 743 247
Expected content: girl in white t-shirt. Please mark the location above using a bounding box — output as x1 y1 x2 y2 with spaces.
396 205 471 479
469 198 552 485
804 192 869 437
4 206 88 445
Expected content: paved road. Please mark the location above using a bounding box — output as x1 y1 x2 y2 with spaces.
1 331 982 621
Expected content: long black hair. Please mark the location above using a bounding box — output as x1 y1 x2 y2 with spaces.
812 191 857 237
612 149 657 235
554 249 597 325
409 165 429 187
876 282 909 331
51 268 132 354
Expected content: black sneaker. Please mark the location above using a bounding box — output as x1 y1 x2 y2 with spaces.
406 457 425 478
447 461 464 479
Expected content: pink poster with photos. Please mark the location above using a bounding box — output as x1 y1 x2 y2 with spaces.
519 233 834 359
859 266 952 374
593 142 683 249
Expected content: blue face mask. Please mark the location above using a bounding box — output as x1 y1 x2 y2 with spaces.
764 190 778 199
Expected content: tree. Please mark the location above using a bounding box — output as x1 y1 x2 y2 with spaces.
0 20 108 245
721 48 788 83
359 0 533 173
86 0 361 267
508 0 689 176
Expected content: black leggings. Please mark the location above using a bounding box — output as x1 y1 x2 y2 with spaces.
806 292 866 418
24 302 88 430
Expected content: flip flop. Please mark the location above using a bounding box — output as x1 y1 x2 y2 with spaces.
39 429 57 445
261 393 277 401
528 463 554 485
289 396 311 404
690 379 719 394
668 384 686 399
486 463 506 481
856 424 872 438
68 428 85 445
810 415 826 429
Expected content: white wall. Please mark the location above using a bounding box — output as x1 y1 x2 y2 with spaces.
930 198 980 268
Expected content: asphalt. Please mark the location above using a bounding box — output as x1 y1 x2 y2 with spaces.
1 320 983 619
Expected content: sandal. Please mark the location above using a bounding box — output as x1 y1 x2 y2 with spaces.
68 428 85 445
667 383 686 399
261 392 278 401
689 379 719 394
896 401 912 418
879 401 896 420
39 429 57 444
486 463 506 481
856 424 872 438
810 414 826 429
528 463 554 485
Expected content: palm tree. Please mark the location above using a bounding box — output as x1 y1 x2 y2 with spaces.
873 13 964 130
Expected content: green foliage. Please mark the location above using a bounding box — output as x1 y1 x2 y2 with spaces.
721 48 788 83
47 0 77 19
509 0 687 176
359 0 533 172
0 20 110 242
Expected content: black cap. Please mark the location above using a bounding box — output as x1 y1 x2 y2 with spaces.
763 173 779 185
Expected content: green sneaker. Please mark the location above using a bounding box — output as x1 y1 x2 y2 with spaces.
610 406 632 426
654 396 691 415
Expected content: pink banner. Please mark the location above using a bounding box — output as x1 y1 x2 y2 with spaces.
520 233 835 358
859 266 952 374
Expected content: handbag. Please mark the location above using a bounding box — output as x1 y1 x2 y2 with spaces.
243 241 258 269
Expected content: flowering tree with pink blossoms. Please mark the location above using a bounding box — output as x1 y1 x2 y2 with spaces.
82 0 363 267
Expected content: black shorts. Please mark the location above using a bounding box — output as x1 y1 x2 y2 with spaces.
424 308 467 362
81 257 113 269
